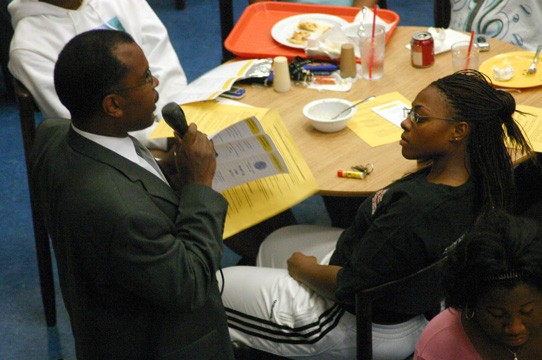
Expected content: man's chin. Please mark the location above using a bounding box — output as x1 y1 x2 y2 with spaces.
142 119 157 131
401 149 414 160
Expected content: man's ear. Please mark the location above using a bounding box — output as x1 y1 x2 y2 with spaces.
102 94 124 118
452 121 470 142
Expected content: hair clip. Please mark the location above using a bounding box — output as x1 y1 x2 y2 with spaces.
482 270 522 281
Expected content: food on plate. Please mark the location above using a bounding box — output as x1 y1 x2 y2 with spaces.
287 20 332 46
492 65 515 81
298 20 331 33
288 30 311 45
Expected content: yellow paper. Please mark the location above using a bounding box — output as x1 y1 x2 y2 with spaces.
347 92 410 147
515 105 542 152
221 110 318 238
151 101 270 138
151 102 318 239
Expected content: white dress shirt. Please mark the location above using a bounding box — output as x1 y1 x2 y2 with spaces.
72 124 168 184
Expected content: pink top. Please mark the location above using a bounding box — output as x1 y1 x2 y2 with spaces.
414 308 483 360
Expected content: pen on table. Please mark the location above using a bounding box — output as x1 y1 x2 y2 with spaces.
337 170 365 179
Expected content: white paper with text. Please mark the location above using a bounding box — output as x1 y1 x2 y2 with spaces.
210 116 288 192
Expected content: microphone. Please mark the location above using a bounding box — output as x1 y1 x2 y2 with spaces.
162 102 188 138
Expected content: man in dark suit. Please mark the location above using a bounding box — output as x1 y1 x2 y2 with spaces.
30 29 234 359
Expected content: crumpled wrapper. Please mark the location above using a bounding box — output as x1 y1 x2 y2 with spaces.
354 8 393 33
304 8 392 60
305 26 355 59
307 72 355 92
244 58 273 78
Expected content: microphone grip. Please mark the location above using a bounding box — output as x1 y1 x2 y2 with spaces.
162 102 189 138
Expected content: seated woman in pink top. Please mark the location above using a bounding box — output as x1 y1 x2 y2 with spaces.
414 210 542 360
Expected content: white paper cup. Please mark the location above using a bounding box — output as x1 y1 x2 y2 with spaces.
273 56 291 93
340 43 357 78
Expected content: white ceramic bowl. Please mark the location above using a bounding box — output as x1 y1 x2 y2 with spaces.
303 98 356 133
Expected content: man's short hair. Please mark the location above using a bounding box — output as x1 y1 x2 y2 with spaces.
54 29 135 120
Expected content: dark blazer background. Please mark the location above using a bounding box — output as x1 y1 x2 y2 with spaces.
30 118 234 359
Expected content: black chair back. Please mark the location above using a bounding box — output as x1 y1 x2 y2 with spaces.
1 1 14 97
355 257 446 360
14 77 57 327
434 0 451 28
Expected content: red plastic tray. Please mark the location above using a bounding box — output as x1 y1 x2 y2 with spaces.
225 2 400 60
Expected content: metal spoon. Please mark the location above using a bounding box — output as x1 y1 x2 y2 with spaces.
332 96 376 119
526 45 542 75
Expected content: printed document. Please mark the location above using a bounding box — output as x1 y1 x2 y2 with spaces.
151 102 318 238
211 116 288 192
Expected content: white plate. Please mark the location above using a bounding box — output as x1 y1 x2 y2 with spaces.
271 14 349 49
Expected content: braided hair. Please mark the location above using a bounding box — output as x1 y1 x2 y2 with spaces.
431 70 533 214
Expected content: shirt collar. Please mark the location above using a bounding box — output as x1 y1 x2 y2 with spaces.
71 124 139 164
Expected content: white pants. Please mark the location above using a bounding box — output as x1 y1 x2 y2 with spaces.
219 225 428 359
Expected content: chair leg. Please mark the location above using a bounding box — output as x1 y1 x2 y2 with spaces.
176 0 185 10
33 213 56 327
220 0 235 62
28 163 56 327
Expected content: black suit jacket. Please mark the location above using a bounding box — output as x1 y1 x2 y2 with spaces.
30 119 234 359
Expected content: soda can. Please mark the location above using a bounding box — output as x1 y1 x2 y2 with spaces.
411 32 434 68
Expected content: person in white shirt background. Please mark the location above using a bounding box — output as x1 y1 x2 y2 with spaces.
8 0 188 150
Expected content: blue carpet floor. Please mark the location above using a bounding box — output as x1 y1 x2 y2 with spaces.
0 0 433 358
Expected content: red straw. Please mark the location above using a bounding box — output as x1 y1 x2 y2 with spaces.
368 4 377 79
465 31 475 69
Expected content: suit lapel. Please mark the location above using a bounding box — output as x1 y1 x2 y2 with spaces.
67 129 179 206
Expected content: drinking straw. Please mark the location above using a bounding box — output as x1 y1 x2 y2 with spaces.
368 4 377 79
465 31 475 69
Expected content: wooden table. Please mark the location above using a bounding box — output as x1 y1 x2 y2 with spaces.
239 26 541 196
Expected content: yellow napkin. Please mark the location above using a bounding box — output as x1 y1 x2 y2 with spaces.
347 91 410 147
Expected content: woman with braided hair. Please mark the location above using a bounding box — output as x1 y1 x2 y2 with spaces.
220 70 535 359
429 70 532 214
415 210 542 359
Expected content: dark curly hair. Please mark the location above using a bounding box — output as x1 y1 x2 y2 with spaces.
431 70 533 214
444 210 542 310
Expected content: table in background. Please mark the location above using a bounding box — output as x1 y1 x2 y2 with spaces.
238 26 541 196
